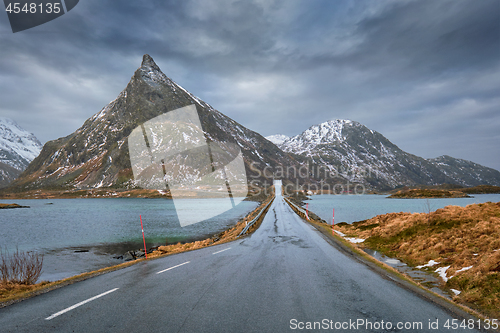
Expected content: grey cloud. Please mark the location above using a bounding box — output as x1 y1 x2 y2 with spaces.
340 0 500 74
0 0 499 171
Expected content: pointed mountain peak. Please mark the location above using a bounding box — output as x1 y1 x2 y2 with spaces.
132 54 207 108
136 54 169 86
141 54 159 69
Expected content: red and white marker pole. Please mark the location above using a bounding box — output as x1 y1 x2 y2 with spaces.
140 215 147 259
332 208 335 235
305 203 309 220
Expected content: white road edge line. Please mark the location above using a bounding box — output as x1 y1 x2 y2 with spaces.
156 261 190 274
45 288 119 320
212 247 231 255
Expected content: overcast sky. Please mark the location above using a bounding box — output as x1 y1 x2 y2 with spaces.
1 0 499 170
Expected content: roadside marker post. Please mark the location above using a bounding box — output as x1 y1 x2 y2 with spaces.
140 215 147 259
332 208 335 235
306 203 309 220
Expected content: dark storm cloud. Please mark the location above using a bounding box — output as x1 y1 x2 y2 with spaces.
342 0 500 73
0 0 499 170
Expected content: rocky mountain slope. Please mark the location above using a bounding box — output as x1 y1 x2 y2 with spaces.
427 155 500 187
6 55 295 192
270 120 500 190
0 118 42 188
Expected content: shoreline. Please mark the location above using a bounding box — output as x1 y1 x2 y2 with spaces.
0 190 275 307
0 187 268 200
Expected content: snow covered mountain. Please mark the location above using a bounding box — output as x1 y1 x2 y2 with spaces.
6 56 499 193
273 119 500 189
0 118 42 188
8 55 294 191
0 118 42 169
265 134 289 146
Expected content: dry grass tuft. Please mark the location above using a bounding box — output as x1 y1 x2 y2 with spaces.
0 250 43 285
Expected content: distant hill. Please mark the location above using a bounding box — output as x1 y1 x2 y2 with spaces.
271 120 500 190
0 118 42 188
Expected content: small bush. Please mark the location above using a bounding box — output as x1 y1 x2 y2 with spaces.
0 249 43 285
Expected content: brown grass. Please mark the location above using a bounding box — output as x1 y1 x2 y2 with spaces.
0 203 28 209
335 201 500 319
0 203 14 208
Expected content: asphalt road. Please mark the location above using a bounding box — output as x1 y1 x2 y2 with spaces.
0 183 484 332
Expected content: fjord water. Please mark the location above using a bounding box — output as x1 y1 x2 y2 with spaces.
0 198 258 281
3 194 499 282
307 193 500 224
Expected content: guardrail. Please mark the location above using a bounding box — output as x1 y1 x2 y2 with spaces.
237 195 275 237
283 197 309 220
283 198 306 215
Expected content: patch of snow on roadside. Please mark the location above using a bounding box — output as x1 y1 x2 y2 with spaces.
435 265 451 282
334 230 345 237
416 260 440 269
345 237 365 244
385 259 401 265
451 289 461 296
454 266 473 275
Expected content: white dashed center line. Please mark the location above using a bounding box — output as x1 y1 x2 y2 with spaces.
156 261 190 274
45 288 119 320
212 247 231 255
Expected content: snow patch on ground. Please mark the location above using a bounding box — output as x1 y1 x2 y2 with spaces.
451 289 461 296
345 237 365 244
416 260 440 269
334 230 345 237
385 258 401 265
435 265 451 282
333 229 364 243
454 266 473 275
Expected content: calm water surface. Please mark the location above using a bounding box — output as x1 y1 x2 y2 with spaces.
0 198 258 281
307 193 500 224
